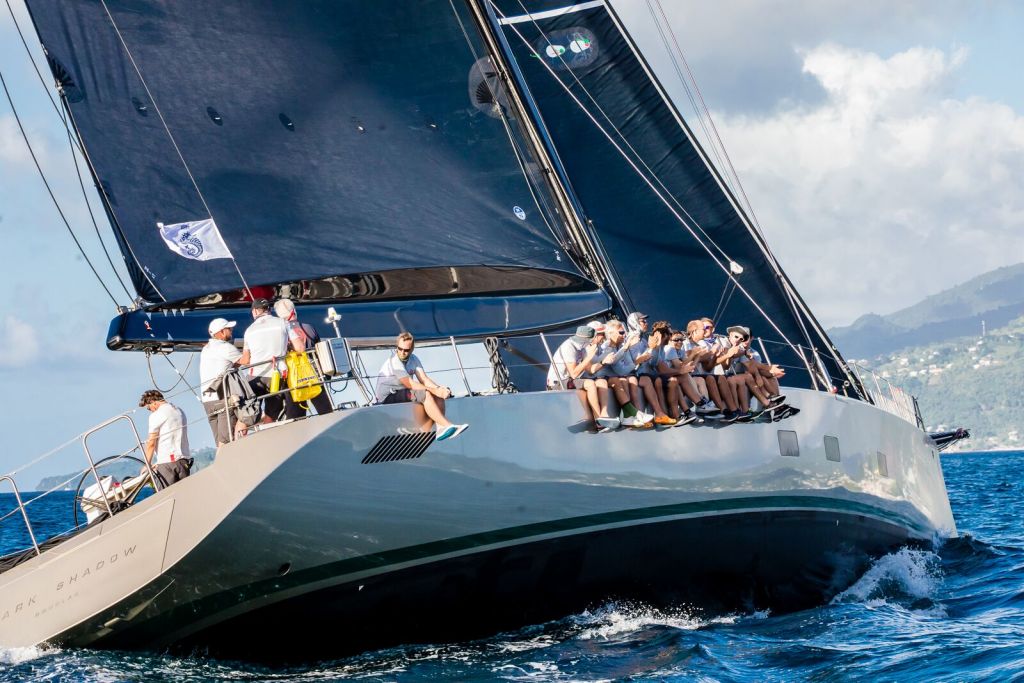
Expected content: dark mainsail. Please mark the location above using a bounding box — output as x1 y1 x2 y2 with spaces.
24 0 598 314
487 0 860 391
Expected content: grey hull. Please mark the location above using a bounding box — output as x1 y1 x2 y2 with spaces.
0 388 954 658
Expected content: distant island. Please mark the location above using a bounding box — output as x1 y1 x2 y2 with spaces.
36 447 216 492
828 262 1024 451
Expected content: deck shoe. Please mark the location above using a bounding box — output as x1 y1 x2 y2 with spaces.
621 416 636 427
654 415 677 426
674 411 698 426
721 410 739 424
435 425 458 441
768 394 787 406
736 411 754 423
447 424 470 440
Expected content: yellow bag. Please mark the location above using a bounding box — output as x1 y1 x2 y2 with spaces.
285 351 323 404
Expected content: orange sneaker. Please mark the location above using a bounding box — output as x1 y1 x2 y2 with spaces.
654 415 677 426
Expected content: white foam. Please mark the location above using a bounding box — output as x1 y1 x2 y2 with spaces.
573 602 734 640
831 547 941 605
0 645 53 665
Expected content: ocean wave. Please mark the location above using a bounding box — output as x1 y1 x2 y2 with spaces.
831 547 942 607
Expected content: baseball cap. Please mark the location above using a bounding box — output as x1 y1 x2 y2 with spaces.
251 298 271 311
587 320 606 334
209 318 237 336
727 325 751 338
572 325 596 343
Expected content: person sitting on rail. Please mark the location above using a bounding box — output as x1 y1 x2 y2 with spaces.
375 332 468 441
632 323 677 426
138 389 192 488
581 321 617 431
682 319 735 421
547 324 603 432
594 319 653 429
658 327 703 425
699 318 746 423
238 298 289 423
724 325 783 417
274 298 334 419
726 326 789 413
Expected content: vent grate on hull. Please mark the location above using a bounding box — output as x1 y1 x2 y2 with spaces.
362 431 436 464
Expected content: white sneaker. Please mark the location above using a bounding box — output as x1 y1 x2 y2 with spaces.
596 416 621 430
621 416 636 427
635 411 654 425
446 424 470 440
435 425 458 441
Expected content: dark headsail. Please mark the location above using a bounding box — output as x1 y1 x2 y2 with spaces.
25 0 598 313
485 0 861 392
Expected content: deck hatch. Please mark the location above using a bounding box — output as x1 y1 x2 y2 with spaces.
876 451 889 477
824 435 841 462
362 431 436 464
777 430 799 457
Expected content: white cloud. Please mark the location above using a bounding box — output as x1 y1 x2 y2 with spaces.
0 315 39 367
707 44 1024 325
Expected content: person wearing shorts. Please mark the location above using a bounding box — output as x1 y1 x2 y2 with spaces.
374 332 468 441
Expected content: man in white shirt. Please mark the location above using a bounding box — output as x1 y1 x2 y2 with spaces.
200 317 242 446
139 390 192 488
375 332 468 441
239 298 289 422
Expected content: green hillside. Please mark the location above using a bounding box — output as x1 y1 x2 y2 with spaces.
860 316 1024 451
829 263 1024 359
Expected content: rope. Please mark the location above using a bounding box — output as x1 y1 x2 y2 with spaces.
98 0 253 299
491 8 801 351
0 66 121 307
484 336 518 393
145 350 199 398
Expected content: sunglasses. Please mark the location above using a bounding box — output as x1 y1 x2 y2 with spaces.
703 325 713 330
670 338 684 342
396 346 413 353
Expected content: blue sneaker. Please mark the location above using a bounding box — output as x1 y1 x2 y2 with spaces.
435 425 457 441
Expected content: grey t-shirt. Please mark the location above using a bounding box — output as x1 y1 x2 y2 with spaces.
597 341 635 377
374 352 424 402
635 344 662 375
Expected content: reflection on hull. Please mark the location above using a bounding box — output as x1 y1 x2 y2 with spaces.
0 389 954 660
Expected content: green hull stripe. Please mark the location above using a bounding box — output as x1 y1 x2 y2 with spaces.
82 494 931 647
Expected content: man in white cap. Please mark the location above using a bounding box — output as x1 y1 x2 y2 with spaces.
200 317 242 447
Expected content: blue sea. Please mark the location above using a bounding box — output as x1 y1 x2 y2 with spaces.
1 450 1022 681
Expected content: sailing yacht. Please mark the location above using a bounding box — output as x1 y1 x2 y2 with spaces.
0 0 955 660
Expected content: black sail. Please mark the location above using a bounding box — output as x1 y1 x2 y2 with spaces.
25 0 597 311
488 0 857 390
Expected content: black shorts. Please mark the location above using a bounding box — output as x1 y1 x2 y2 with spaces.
381 388 427 404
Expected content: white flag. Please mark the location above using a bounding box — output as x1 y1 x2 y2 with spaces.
158 218 233 261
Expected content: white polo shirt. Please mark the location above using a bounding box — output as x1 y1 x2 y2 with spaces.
243 314 288 379
148 403 190 465
199 338 242 403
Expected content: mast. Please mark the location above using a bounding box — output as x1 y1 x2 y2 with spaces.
465 0 632 316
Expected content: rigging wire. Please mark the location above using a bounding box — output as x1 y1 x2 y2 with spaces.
4 0 135 301
492 6 802 350
145 350 198 396
647 0 767 238
0 66 120 308
97 0 254 300
508 0 736 268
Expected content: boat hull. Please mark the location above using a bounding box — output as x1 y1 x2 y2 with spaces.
0 388 954 659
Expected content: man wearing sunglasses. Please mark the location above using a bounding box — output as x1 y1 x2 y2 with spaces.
375 332 468 441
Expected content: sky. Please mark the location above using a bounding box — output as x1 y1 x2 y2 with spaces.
0 0 1022 481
